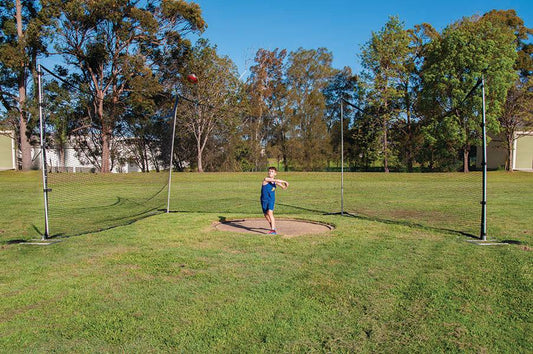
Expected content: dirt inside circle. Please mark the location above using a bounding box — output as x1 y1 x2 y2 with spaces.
214 218 334 237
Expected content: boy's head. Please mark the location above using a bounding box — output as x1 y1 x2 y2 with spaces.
268 166 277 178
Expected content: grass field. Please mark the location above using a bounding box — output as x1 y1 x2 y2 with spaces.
0 171 531 352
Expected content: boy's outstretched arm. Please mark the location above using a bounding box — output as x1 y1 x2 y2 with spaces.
276 180 289 189
263 177 289 189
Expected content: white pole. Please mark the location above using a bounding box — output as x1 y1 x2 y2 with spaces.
341 100 344 215
38 64 50 239
166 94 179 213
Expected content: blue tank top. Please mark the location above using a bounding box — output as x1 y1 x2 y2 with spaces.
261 182 276 201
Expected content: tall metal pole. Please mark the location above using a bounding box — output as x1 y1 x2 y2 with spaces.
340 100 344 215
38 64 50 239
166 94 180 213
480 74 487 240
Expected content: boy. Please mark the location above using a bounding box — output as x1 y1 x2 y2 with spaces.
261 167 289 235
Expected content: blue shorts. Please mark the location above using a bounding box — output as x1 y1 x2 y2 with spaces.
261 199 275 214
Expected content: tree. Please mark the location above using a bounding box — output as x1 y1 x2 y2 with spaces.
40 71 81 171
360 16 411 172
55 0 205 172
349 104 382 171
421 16 517 172
482 10 533 171
244 48 287 171
323 68 359 168
0 0 59 170
178 39 240 172
498 79 533 170
286 47 335 170
391 23 438 171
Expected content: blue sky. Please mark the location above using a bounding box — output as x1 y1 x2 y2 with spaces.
192 0 533 77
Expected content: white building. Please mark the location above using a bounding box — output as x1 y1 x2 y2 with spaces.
476 131 533 171
0 131 16 170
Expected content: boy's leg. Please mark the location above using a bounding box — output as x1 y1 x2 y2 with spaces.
262 200 271 229
267 209 276 231
263 211 271 228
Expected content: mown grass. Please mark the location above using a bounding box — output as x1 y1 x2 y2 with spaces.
0 171 531 352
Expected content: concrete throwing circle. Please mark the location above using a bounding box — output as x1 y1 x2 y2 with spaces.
214 218 334 237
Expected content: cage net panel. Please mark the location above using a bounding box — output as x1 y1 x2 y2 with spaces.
286 172 482 237
164 172 481 238
46 167 168 237
40 67 171 237
340 172 481 237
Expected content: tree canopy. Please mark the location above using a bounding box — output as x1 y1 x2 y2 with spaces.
1 2 530 172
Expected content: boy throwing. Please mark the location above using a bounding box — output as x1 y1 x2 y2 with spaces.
261 167 289 235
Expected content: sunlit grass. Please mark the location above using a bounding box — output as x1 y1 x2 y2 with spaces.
0 170 531 352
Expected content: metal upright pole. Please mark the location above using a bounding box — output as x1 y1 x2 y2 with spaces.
480 74 487 240
38 64 50 239
340 100 344 215
166 94 179 213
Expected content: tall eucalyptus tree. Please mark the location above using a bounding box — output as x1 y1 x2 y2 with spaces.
245 48 287 171
360 16 411 172
482 10 533 171
286 47 335 170
55 0 205 172
421 16 517 172
0 0 59 170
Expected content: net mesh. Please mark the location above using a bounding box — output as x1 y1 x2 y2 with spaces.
164 172 483 238
34 67 528 242
46 172 168 237
39 67 171 237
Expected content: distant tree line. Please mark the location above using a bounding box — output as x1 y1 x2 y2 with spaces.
1 1 531 172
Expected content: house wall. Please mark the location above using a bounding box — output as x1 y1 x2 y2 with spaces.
32 142 161 173
0 133 165 173
44 147 96 172
476 131 533 171
513 132 533 171
0 131 15 170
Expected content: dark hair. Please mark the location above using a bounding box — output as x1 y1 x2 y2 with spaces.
268 166 277 172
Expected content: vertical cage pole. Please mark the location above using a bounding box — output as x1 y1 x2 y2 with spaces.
38 64 50 239
340 100 344 215
480 74 487 240
166 94 179 213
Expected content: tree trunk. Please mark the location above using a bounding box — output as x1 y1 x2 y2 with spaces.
16 0 32 171
101 127 111 173
507 138 514 172
382 95 389 173
463 148 469 173
197 139 204 172
406 115 413 172
60 146 65 172
383 116 389 173
19 111 32 170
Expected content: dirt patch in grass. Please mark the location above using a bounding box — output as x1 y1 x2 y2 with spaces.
213 218 334 237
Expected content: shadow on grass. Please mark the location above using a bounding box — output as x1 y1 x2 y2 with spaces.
276 202 480 240
500 240 524 245
216 217 270 234
166 201 480 240
18 199 522 245
25 206 165 241
1 239 28 245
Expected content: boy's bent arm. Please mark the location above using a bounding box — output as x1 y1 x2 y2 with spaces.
263 177 277 185
275 180 289 188
264 177 288 187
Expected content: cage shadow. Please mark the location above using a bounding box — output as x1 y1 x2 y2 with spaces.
42 207 165 240
276 202 479 239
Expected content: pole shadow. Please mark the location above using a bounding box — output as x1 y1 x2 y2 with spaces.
276 202 479 239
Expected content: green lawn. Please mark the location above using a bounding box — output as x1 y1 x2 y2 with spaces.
0 171 531 352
